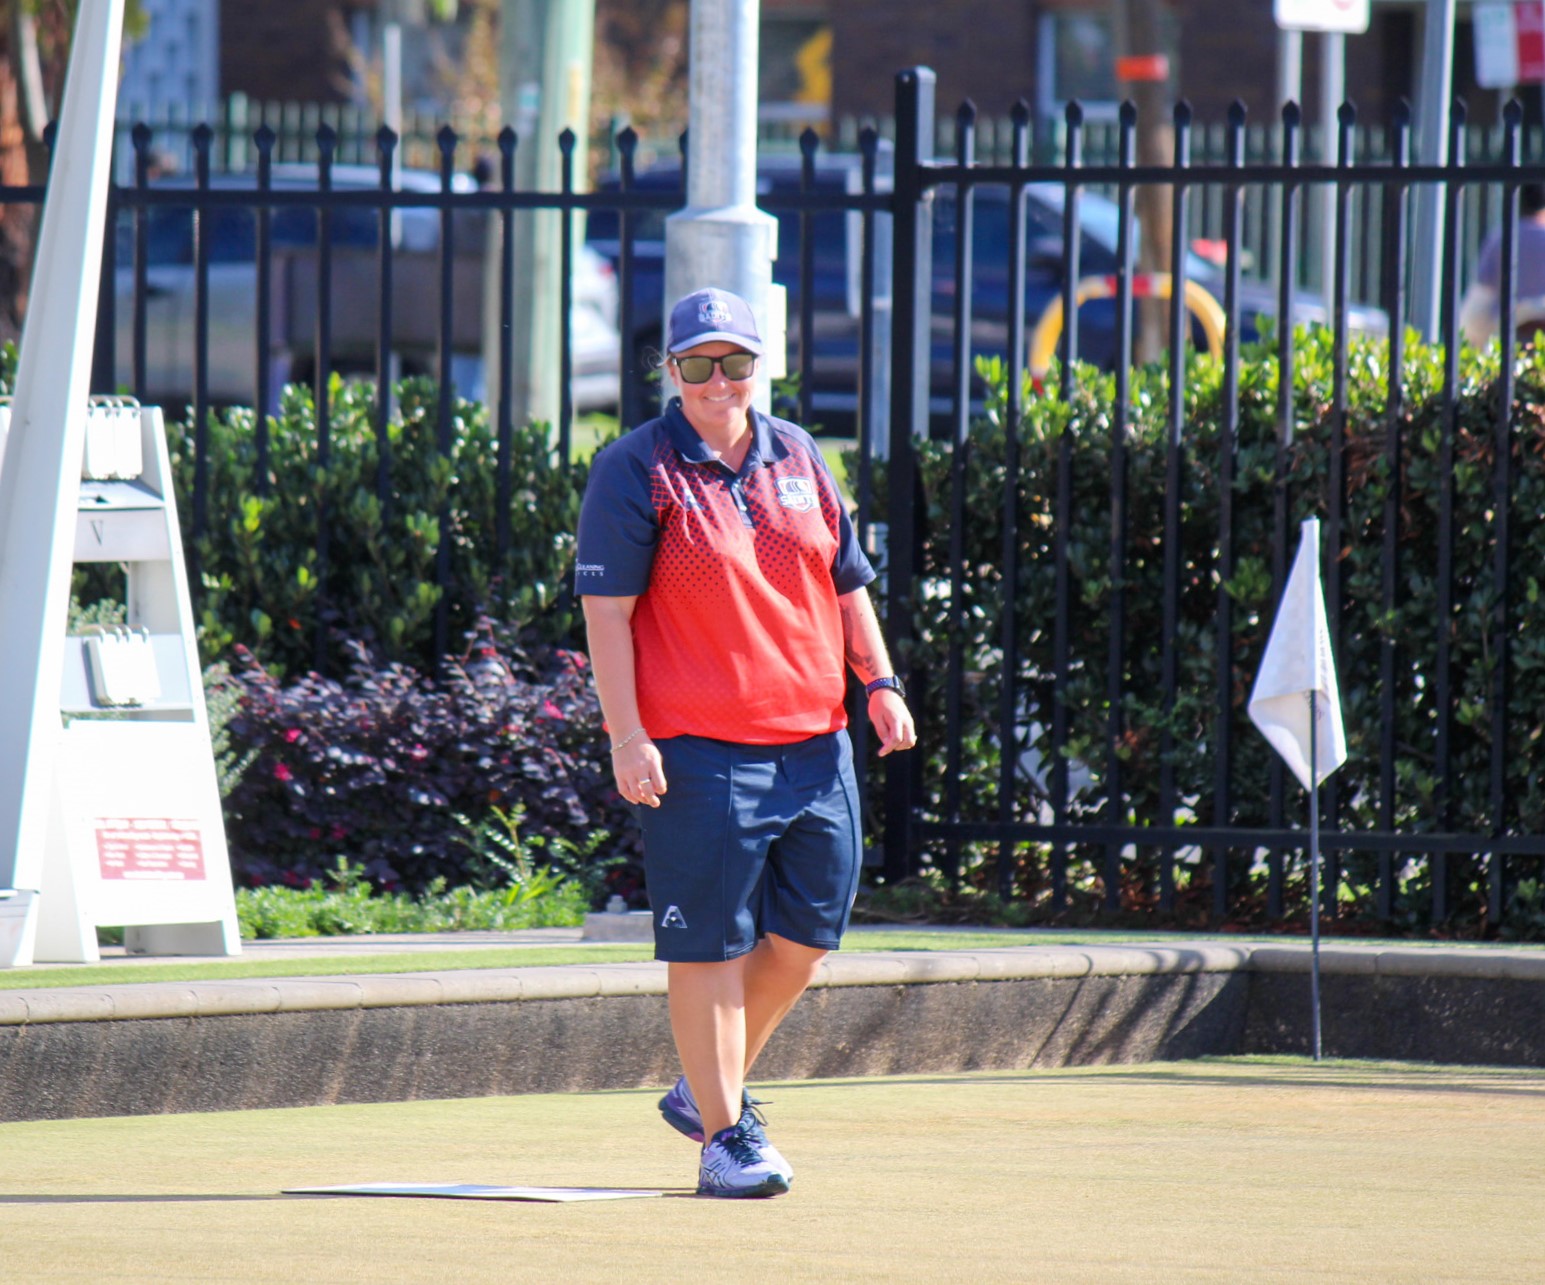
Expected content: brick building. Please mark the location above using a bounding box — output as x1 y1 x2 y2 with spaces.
172 2 1517 143
827 0 1500 136
217 1 370 107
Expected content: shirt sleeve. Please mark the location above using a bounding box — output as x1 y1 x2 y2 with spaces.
574 439 659 597
814 446 875 595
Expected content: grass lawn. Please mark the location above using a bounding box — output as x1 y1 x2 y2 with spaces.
4 1059 1541 1283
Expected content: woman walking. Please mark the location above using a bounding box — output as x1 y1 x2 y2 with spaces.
575 286 916 1197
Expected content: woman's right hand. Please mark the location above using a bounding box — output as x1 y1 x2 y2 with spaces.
613 736 667 808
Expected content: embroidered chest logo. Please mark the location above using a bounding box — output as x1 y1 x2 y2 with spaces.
775 477 818 513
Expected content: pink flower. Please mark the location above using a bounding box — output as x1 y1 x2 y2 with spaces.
273 762 294 783
284 728 303 743
542 699 564 720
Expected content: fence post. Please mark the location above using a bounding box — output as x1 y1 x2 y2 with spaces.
1378 103 1412 922
881 65 934 883
1432 99 1466 926
1324 100 1357 922
1050 101 1085 912
374 124 398 514
997 101 1030 902
191 123 213 550
1157 99 1194 913
254 123 275 499
1267 101 1302 921
943 101 976 888
1489 100 1524 924
1210 101 1247 924
433 124 459 668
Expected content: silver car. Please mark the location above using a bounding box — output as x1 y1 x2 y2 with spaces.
112 164 622 413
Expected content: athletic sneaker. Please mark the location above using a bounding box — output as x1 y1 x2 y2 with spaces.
658 1075 795 1183
697 1123 791 1199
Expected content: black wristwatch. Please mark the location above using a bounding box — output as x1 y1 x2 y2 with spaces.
864 675 906 698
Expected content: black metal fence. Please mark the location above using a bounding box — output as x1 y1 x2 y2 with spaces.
12 67 1545 925
875 69 1545 929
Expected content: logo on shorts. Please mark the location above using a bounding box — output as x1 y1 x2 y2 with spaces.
659 905 689 929
775 477 817 512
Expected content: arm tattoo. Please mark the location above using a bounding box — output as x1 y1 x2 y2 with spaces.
841 595 880 679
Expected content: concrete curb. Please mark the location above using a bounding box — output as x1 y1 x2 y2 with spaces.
7 939 1545 1121
1 940 1535 1026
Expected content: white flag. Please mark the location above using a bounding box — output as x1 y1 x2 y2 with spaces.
1247 517 1347 790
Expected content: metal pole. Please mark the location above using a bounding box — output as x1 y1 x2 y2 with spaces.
1269 29 1302 305
1410 0 1457 341
1318 33 1345 308
1310 688 1323 1062
499 0 595 428
664 0 781 413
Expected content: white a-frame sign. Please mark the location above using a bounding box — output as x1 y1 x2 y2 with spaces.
0 0 239 966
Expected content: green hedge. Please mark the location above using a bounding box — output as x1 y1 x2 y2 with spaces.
887 329 1545 932
169 377 589 676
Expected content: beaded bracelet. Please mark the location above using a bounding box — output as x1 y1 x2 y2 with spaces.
610 727 648 754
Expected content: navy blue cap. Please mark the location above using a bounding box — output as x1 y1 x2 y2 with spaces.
666 287 764 356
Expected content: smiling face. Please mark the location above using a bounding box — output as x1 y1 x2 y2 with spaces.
668 340 757 448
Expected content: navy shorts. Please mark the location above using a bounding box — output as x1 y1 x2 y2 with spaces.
637 730 863 963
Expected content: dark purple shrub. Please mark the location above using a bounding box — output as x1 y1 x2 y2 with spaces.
221 629 642 898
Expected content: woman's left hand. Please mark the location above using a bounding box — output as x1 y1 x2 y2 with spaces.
868 689 917 757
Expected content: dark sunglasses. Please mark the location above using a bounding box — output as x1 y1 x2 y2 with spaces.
672 352 758 383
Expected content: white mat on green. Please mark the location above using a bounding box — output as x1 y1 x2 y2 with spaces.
286 1182 663 1202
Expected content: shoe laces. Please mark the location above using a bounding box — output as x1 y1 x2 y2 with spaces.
710 1125 764 1167
737 1100 771 1143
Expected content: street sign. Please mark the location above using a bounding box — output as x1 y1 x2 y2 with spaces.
1475 2 1545 88
1274 0 1370 34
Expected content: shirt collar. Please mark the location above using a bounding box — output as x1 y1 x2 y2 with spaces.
663 398 787 472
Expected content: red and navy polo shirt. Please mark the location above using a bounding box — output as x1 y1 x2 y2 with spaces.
575 399 875 745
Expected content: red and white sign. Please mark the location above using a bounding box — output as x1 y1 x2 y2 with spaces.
1115 54 1171 83
1476 3 1545 88
96 817 207 881
1274 0 1370 34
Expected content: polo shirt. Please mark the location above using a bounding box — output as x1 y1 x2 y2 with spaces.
575 399 875 745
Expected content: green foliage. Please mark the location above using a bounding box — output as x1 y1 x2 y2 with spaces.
202 661 257 799
859 327 1545 935
170 376 590 675
452 803 619 903
234 856 589 939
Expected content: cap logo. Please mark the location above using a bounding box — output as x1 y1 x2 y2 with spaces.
699 299 733 327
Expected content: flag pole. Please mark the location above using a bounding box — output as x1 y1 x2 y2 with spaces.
1309 688 1323 1061
1248 514 1343 1062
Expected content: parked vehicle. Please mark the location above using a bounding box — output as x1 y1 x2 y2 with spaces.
587 154 1387 430
111 164 622 414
